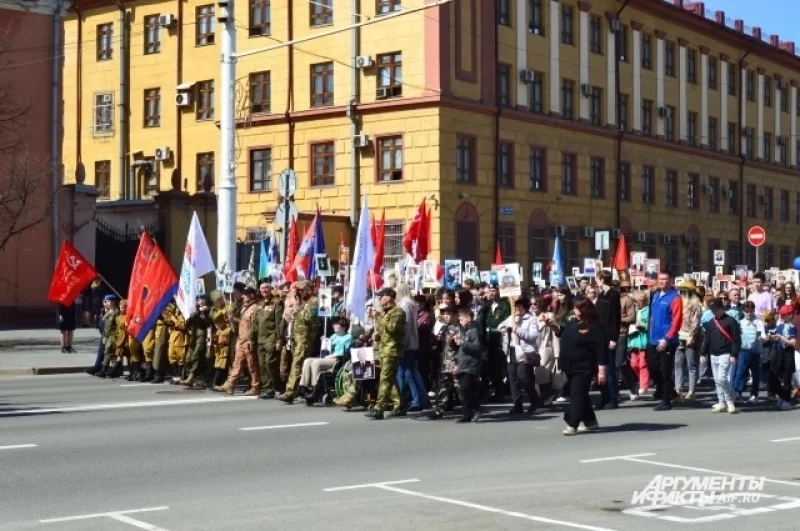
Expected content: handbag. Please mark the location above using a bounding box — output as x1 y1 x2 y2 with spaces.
551 358 568 391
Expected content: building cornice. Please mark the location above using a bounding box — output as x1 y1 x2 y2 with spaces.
0 0 71 15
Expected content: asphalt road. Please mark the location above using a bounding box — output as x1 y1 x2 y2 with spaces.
2 375 800 531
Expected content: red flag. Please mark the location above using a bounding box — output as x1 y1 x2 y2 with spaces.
414 206 430 263
126 233 178 343
47 241 97 305
612 232 629 271
284 217 299 282
493 242 503 266
370 209 386 289
403 199 426 261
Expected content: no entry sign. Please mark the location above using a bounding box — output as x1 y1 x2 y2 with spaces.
747 226 766 247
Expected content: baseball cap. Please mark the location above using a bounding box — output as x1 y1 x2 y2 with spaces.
778 305 794 317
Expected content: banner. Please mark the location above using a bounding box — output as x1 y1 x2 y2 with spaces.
126 233 178 342
47 241 97 306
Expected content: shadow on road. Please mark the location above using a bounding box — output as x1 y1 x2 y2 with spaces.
594 422 688 433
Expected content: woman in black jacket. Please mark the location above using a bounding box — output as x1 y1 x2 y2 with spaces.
546 299 607 435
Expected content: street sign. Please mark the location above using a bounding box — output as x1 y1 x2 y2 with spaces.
747 226 766 247
278 169 297 198
499 206 514 216
594 231 610 251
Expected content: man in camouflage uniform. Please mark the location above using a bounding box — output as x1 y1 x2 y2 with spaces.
215 286 260 396
96 295 120 378
366 288 406 420
181 294 212 388
278 281 317 403
252 280 285 399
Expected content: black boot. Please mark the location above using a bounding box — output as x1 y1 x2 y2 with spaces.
151 369 165 384
142 362 154 382
125 362 139 381
96 359 111 378
107 360 123 379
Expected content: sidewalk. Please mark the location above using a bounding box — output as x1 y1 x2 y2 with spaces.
0 328 99 376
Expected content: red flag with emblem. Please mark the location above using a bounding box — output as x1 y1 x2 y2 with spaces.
612 232 629 271
47 241 97 305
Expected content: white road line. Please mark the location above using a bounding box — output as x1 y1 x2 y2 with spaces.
623 456 800 488
323 479 421 492
376 485 619 531
40 506 169 523
770 436 800 443
239 422 329 431
109 513 169 531
580 453 656 463
0 396 256 416
0 444 37 450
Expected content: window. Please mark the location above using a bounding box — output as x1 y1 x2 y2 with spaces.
142 164 158 197
311 62 334 107
642 99 653 134
529 71 544 112
93 92 114 134
377 52 403 98
619 162 631 201
796 193 800 223
765 245 775 269
249 148 272 191
560 3 573 45
377 136 403 182
781 246 791 269
764 187 774 220
746 70 755 101
196 152 214 191
779 137 788 166
666 239 680 273
726 240 741 271
196 80 214 120
727 122 736 154
498 142 514 187
616 25 628 61
764 133 772 163
728 63 736 96
528 226 550 268
686 238 700 272
249 71 271 113
707 239 720 272
589 86 602 125
529 147 546 191
497 0 510 25
687 49 697 84
498 63 511 106
665 105 676 142
530 0 543 34
589 15 602 54
641 33 652 69
562 227 580 273
765 76 772 107
708 117 717 150
618 94 628 130
561 79 574 119
97 23 113 61
498 223 517 263
728 180 739 215
95 161 110 199
589 157 604 198
144 15 161 54
197 5 216 44
642 234 657 263
310 0 332 26
780 82 788 112
687 112 697 145
455 207 479 265
560 153 576 195
664 41 675 76
144 88 161 128
377 0 401 15
665 170 677 207
456 135 475 183
708 176 719 213
687 173 698 210
745 130 754 160
642 166 654 204
746 184 756 217
311 142 335 187
249 0 270 36
708 57 717 90
781 190 790 222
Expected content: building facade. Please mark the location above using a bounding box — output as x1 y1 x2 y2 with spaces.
63 0 800 275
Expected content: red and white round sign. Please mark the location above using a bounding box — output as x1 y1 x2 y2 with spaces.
747 226 766 247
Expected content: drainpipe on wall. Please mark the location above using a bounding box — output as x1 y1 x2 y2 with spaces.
281 0 295 260
613 0 630 233
52 0 64 267
492 7 500 252
348 0 361 230
74 6 82 166
176 0 184 177
737 44 754 261
118 2 129 199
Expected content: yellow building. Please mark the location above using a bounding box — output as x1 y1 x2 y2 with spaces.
63 0 800 274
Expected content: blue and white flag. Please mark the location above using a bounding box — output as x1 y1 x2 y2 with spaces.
549 234 565 287
175 212 215 319
346 195 375 323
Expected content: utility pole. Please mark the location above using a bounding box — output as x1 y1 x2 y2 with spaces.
217 0 237 278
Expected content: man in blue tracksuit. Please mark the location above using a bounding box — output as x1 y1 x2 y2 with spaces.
647 270 683 411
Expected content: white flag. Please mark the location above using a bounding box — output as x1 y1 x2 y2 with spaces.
346 195 375 323
176 212 216 319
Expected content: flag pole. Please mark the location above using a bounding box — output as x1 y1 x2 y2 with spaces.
97 274 123 300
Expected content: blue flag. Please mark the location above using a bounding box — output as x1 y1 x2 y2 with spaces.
550 235 565 287
258 238 269 280
308 208 327 279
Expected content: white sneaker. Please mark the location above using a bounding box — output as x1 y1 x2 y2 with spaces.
711 404 727 413
727 403 738 414
555 397 568 403
578 421 600 432
562 426 578 436
747 396 759 404
629 393 639 401
778 400 792 411
639 388 647 396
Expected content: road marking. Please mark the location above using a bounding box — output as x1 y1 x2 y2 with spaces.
622 493 800 523
0 444 37 451
581 453 656 463
0 396 256 416
770 436 800 443
323 480 618 531
41 506 169 530
239 422 329 431
324 479 421 492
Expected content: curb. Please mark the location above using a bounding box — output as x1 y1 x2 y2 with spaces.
0 366 92 377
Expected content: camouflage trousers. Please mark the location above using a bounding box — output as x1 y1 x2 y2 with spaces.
434 372 458 412
375 355 401 412
284 342 310 396
227 341 260 389
186 338 207 376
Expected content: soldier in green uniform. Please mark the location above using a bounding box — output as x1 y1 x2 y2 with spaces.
366 288 406 420
484 284 511 402
278 281 317 403
181 294 212 388
96 295 120 378
252 280 285 399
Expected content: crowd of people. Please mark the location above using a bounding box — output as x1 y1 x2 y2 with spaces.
77 268 800 434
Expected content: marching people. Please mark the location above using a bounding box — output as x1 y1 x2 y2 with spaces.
165 303 188 383
453 306 484 423
181 294 212 388
252 280 285 399
674 280 702 401
209 291 232 388
647 270 684 411
367 288 406 420
96 295 120 378
627 289 650 399
279 281 318 403
700 298 741 414
483 285 511 403
765 305 796 411
594 271 621 409
499 298 540 416
215 286 261 396
733 301 765 403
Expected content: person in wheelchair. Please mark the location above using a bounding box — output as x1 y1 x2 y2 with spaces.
299 317 351 403
333 318 377 408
